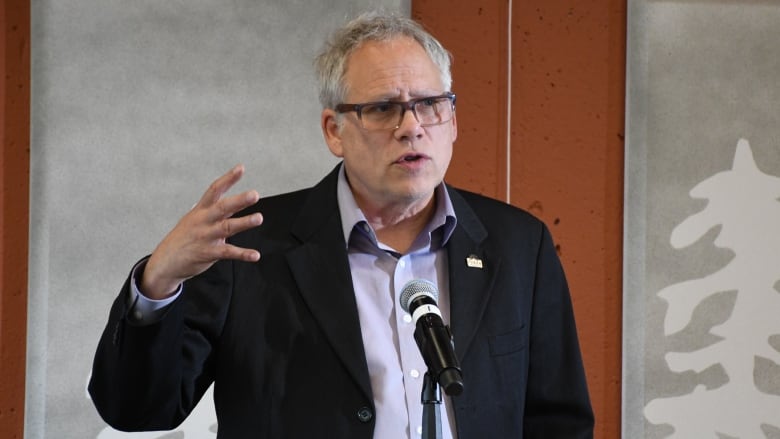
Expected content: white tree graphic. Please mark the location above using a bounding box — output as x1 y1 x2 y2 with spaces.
644 139 780 437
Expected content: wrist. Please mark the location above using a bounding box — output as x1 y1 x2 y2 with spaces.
139 258 181 300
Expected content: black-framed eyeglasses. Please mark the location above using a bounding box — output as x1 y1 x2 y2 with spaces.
335 92 456 131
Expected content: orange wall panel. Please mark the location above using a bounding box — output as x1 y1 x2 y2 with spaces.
0 0 31 438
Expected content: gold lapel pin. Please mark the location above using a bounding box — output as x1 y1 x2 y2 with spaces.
466 254 483 269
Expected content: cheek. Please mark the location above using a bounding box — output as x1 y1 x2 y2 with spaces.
340 139 382 171
440 146 453 172
343 132 389 160
438 131 455 162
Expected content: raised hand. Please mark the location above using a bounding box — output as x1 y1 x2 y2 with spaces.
140 165 263 299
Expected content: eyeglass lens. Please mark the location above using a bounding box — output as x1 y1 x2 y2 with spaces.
360 96 453 130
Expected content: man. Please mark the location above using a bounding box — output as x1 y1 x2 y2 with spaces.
90 11 594 439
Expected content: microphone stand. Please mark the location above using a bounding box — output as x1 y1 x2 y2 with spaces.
420 372 443 439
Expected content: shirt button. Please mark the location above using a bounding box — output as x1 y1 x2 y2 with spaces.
403 314 412 323
356 406 373 423
132 310 143 321
399 259 406 268
417 425 423 435
410 369 420 378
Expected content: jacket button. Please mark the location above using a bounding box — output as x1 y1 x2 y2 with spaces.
356 407 373 423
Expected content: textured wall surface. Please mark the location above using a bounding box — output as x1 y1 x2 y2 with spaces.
27 1 407 437
624 1 780 437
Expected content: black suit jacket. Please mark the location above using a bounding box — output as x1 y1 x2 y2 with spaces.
90 165 594 438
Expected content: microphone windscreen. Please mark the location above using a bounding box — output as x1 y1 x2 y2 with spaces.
399 279 439 313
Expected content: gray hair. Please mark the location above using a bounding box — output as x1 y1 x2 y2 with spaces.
315 11 453 109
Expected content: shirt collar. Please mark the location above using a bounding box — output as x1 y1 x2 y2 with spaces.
335 163 457 251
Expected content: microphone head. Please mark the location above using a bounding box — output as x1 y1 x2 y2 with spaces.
400 279 439 313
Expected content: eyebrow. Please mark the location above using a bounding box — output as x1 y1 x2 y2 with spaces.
366 91 444 102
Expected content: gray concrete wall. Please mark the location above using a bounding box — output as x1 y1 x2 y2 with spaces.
623 1 780 437
27 1 408 437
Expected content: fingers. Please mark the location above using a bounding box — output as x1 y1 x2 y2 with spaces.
213 212 264 240
199 164 246 208
208 189 261 223
216 242 261 263
194 166 264 252
194 164 260 223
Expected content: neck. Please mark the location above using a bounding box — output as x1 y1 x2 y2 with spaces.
357 193 436 255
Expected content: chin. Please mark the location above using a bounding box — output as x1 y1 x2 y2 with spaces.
394 184 436 203
384 173 441 201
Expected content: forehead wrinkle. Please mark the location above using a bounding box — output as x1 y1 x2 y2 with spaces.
343 37 444 102
362 69 436 100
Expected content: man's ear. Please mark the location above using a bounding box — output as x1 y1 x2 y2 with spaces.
321 109 344 158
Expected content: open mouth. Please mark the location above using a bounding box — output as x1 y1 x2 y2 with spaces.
398 153 425 163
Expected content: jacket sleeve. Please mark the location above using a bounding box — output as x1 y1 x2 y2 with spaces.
523 224 595 438
88 258 233 432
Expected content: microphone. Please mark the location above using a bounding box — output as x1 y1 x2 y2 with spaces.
400 279 464 396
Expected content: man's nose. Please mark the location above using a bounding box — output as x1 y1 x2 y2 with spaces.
394 106 424 140
398 105 421 127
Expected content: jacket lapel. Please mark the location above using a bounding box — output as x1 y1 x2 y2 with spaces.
278 172 499 402
284 166 373 403
446 188 501 361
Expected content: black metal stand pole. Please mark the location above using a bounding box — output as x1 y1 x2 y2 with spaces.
421 371 443 439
